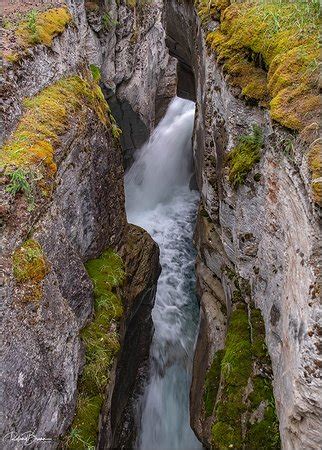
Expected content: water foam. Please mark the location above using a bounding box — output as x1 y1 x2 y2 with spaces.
125 97 202 450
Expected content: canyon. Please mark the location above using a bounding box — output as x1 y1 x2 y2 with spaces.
1 1 321 450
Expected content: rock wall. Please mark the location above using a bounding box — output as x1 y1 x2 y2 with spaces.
1 0 171 447
164 1 321 449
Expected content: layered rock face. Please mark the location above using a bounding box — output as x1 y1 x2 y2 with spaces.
164 1 321 449
1 0 171 447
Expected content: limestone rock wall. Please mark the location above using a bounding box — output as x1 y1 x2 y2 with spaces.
1 0 170 447
164 1 321 449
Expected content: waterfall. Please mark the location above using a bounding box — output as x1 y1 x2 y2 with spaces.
125 98 202 450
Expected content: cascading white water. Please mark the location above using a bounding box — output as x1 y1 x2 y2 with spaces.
125 98 202 450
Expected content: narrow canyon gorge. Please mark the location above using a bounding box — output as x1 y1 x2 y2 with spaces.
1 1 321 450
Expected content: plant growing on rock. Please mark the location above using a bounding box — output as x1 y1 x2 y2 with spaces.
225 125 263 188
66 250 125 449
6 168 32 201
202 0 320 131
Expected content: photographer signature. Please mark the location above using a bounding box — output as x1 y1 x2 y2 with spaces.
3 431 52 446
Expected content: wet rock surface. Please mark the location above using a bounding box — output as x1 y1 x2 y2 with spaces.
99 224 161 450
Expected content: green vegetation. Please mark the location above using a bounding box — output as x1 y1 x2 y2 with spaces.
13 239 48 283
16 7 72 48
225 125 263 188
204 350 224 417
197 0 319 132
308 142 322 206
66 250 125 449
6 168 33 203
206 298 280 449
211 304 252 448
0 72 120 197
89 64 101 82
12 239 49 303
102 12 118 30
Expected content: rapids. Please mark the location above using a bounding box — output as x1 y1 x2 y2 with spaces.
125 98 202 450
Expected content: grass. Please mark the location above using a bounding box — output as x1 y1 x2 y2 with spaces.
1 71 120 198
6 168 33 203
66 250 125 449
199 0 320 131
225 124 263 188
16 7 72 48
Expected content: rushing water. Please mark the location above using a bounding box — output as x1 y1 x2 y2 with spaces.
125 98 202 450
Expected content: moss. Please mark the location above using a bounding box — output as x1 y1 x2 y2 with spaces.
13 239 48 283
67 395 102 449
211 304 252 448
196 0 230 23
221 304 252 386
211 421 236 450
0 72 119 194
202 0 319 131
225 125 263 188
209 300 280 449
89 64 101 82
12 239 49 303
16 7 72 48
250 308 268 360
204 350 224 417
308 142 322 205
247 377 280 449
66 250 125 449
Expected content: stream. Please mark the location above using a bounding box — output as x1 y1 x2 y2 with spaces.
125 98 202 450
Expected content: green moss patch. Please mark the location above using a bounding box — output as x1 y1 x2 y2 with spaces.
204 350 224 417
66 250 125 449
12 239 49 303
225 125 263 188
308 142 322 206
207 300 280 449
13 239 48 283
3 7 72 62
199 0 319 131
211 304 252 449
1 72 120 200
